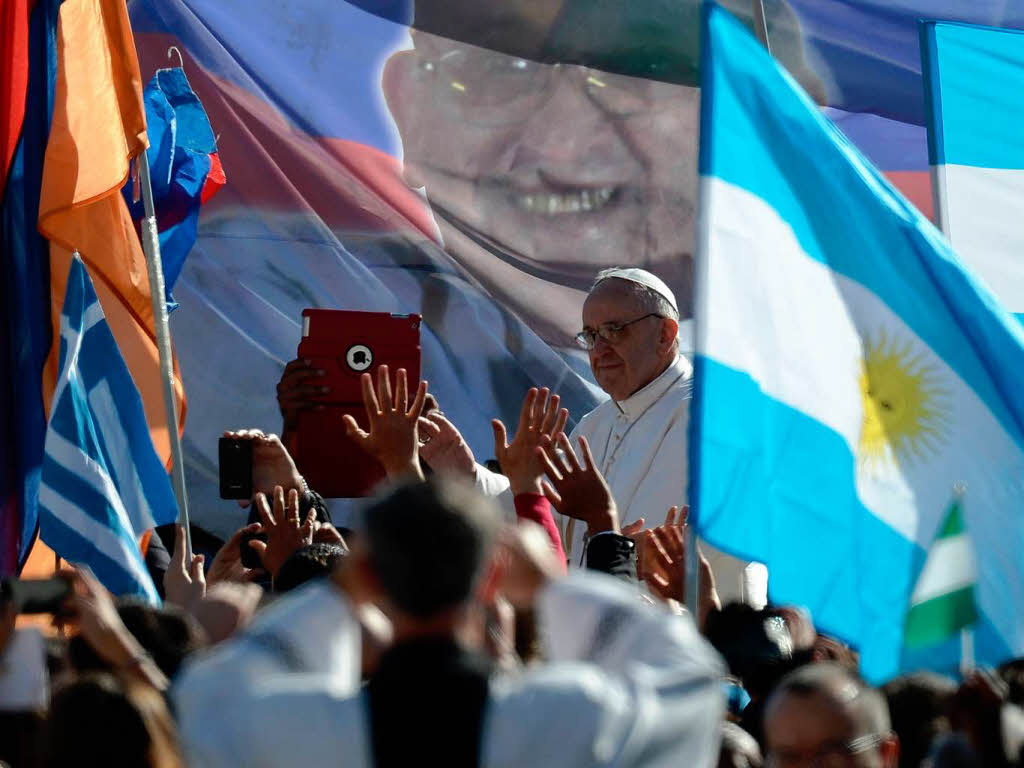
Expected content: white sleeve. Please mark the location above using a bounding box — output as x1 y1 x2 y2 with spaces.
472 462 516 522
180 684 370 768
484 571 725 768
173 581 362 767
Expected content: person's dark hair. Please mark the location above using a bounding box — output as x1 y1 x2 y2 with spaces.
363 478 499 618
274 543 348 593
44 673 184 768
705 602 799 698
68 601 204 679
882 671 956 768
768 662 891 738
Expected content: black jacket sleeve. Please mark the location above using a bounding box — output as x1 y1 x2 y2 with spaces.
585 533 637 581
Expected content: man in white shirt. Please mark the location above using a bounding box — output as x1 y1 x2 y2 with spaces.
472 268 758 602
174 478 725 768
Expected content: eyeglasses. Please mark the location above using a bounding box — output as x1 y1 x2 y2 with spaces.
766 734 885 768
574 313 662 350
411 39 686 127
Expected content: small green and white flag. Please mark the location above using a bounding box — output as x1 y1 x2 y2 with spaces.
904 495 978 650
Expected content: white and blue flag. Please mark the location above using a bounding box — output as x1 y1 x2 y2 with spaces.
39 256 177 603
690 3 1024 682
922 21 1024 320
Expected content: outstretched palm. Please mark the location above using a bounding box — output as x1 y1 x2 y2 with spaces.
492 387 569 495
538 434 619 535
343 365 428 480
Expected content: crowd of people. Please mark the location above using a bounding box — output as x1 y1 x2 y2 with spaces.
2 268 1024 767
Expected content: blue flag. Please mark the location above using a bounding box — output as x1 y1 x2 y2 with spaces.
690 3 1024 682
0 0 60 576
921 21 1024 319
39 257 178 603
123 66 224 311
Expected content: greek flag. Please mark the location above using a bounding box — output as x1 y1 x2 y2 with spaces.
690 4 1024 682
39 256 177 603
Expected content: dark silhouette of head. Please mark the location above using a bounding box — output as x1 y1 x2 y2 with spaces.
362 478 500 619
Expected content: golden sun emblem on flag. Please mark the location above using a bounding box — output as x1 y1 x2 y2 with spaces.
858 330 949 469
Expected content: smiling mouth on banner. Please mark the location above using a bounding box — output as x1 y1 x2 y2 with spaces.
515 186 617 215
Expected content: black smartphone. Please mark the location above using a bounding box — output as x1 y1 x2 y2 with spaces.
1 577 72 614
219 437 253 500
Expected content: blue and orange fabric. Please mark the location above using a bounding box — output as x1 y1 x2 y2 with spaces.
2 0 192 575
0 0 59 574
38 0 185 468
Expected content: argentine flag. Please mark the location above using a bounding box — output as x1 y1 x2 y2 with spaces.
39 256 178 603
922 22 1024 320
690 4 1024 682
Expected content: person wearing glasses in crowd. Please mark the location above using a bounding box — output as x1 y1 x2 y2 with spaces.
763 663 900 768
473 268 758 602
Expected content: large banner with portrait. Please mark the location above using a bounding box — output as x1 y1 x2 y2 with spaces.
127 0 1024 534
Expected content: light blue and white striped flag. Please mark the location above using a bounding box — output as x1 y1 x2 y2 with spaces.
922 21 1024 320
39 256 178 603
690 3 1024 682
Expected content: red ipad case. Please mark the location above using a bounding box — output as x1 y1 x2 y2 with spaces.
293 309 421 497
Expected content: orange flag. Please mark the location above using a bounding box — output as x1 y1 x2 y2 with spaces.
37 0 185 462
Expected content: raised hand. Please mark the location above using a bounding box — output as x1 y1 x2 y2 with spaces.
190 582 263 645
249 486 315 577
223 429 305 507
538 434 619 535
621 519 646 538
276 358 328 433
492 387 569 495
496 522 564 610
164 524 207 609
418 411 476 477
342 365 428 480
636 506 720 626
70 569 168 690
206 522 266 585
637 506 686 601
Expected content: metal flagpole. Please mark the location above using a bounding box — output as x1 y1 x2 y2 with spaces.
137 148 193 558
685 519 700 615
683 0 772 617
930 163 951 237
960 627 975 676
752 0 772 54
687 172 715 615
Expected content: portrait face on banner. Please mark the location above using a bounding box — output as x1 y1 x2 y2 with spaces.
383 31 701 330
379 0 823 349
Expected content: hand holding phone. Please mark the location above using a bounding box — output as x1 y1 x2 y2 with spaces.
221 430 305 505
0 577 72 615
